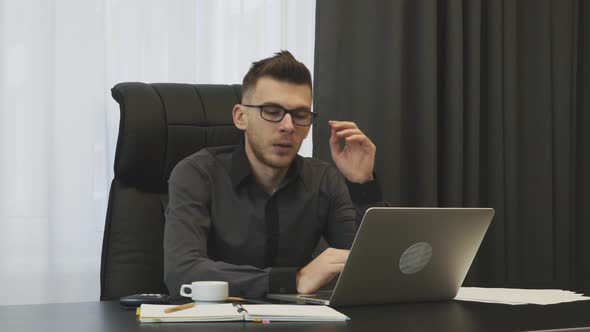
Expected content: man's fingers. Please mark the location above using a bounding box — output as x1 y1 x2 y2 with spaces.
297 248 350 294
322 247 350 256
344 134 372 145
329 122 374 151
335 128 363 138
329 128 343 155
321 248 350 263
327 263 346 273
329 120 358 130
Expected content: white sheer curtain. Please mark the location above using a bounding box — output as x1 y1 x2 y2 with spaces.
0 0 315 305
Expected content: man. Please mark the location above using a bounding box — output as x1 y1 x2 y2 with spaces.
164 51 383 298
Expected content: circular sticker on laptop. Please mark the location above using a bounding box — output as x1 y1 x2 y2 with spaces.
399 242 432 274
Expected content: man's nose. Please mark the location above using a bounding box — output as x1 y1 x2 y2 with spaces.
279 113 295 133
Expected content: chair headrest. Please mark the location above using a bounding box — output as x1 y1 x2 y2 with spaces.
111 82 243 192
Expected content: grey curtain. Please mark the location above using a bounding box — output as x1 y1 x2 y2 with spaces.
313 0 589 292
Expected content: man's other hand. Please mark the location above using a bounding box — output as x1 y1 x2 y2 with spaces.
329 120 376 183
296 248 350 294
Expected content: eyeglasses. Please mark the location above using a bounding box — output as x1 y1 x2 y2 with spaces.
242 104 317 126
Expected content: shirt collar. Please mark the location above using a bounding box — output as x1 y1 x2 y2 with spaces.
230 142 305 190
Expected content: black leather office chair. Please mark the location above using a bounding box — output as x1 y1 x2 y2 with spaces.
100 82 243 300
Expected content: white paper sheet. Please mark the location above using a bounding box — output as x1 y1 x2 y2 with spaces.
455 287 590 305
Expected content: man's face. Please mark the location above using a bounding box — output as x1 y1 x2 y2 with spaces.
236 77 312 170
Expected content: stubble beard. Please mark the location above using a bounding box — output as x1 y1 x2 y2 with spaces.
247 133 298 170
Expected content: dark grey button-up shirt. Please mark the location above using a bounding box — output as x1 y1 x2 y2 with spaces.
164 144 382 298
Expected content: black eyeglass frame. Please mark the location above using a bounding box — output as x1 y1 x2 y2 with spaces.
242 104 318 126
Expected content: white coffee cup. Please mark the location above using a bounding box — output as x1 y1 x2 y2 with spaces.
180 281 229 302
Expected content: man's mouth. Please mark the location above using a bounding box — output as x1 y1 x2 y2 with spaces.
273 142 294 153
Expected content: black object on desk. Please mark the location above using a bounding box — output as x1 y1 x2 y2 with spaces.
119 294 169 308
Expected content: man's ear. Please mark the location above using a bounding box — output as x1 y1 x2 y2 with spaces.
232 104 247 130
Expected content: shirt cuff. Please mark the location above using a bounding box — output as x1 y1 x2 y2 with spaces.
268 267 298 294
346 173 383 205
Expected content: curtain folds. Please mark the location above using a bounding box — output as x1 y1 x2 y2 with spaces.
314 0 589 292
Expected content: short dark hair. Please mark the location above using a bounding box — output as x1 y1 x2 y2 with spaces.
242 50 312 101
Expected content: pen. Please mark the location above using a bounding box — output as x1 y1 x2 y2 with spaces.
227 296 245 302
164 303 196 313
227 296 270 304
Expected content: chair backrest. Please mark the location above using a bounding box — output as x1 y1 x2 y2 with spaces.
100 82 243 300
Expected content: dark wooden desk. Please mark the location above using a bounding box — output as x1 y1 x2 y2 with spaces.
2 300 590 331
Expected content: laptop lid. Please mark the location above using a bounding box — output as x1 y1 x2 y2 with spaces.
267 207 494 307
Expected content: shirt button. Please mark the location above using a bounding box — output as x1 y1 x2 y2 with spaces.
280 287 286 293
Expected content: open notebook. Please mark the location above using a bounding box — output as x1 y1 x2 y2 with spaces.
139 303 349 322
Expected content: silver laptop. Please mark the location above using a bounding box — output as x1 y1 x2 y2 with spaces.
267 207 494 307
